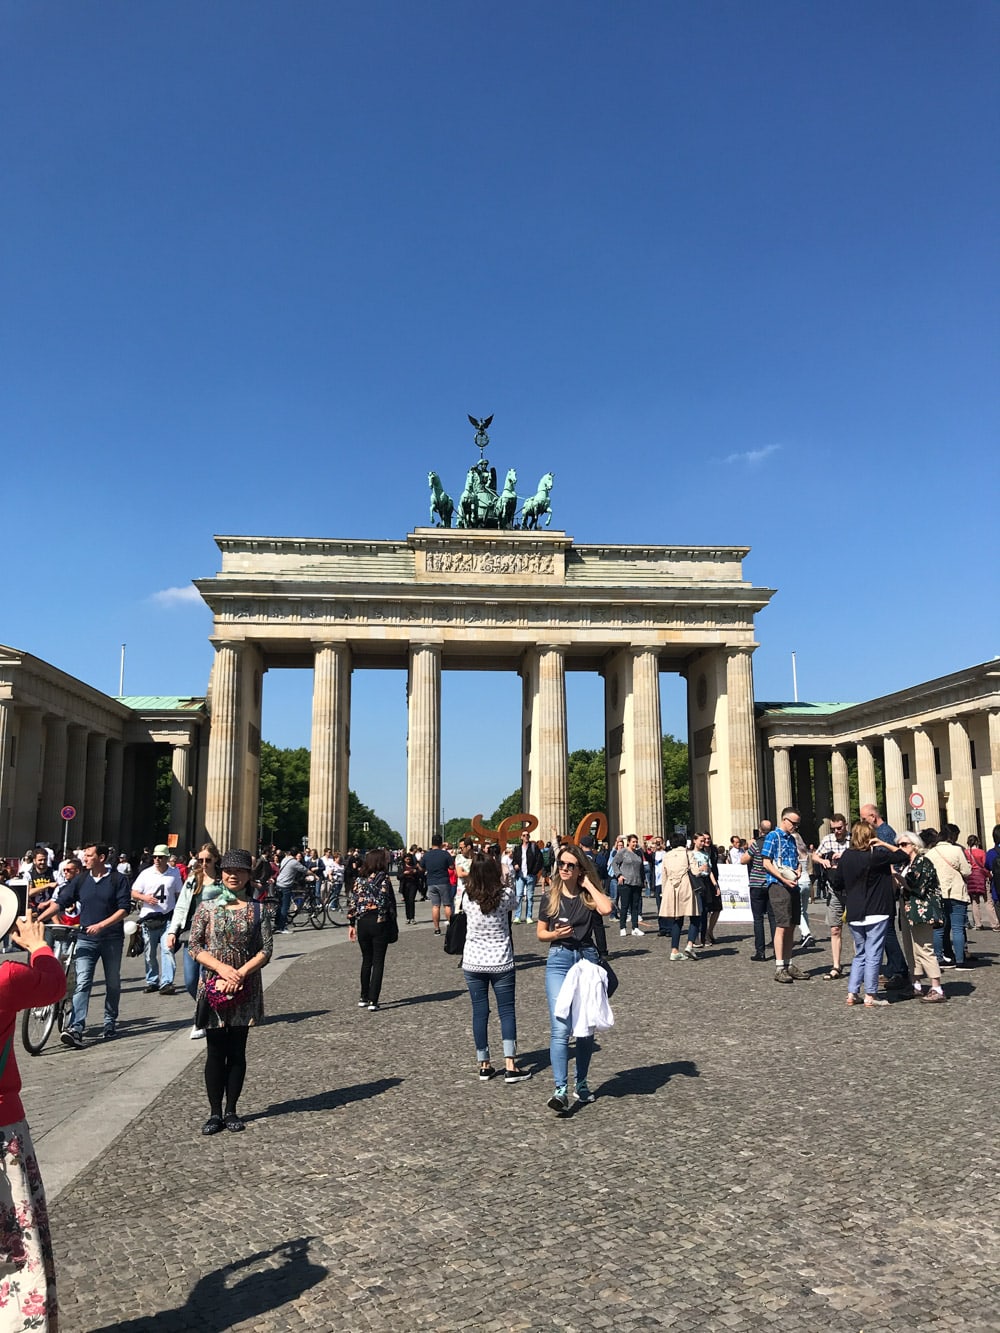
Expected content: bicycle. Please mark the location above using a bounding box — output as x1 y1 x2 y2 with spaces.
22 924 79 1056
284 877 328 930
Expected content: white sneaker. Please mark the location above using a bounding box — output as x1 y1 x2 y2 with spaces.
619 928 627 937
189 1026 205 1040
632 927 644 936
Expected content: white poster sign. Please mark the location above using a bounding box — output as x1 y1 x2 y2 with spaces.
717 863 753 922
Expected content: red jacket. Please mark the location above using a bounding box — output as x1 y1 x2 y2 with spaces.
0 949 66 1126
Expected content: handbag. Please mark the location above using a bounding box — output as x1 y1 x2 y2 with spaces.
590 912 620 998
443 909 467 955
204 974 245 1010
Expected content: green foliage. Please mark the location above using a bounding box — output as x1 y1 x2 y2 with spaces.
441 816 474 845
489 790 523 824
567 748 606 831
258 742 402 851
153 753 172 840
662 734 691 832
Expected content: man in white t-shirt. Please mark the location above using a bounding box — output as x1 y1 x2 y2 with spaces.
130 845 182 995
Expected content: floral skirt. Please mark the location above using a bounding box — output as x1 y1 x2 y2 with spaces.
0 1120 57 1332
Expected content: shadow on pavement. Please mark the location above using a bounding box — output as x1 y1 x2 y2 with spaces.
264 1008 331 1024
388 989 464 1007
87 1237 326 1333
596 1059 698 1098
252 1076 404 1120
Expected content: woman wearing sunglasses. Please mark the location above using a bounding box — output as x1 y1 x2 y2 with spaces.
537 833 613 1111
166 842 223 1039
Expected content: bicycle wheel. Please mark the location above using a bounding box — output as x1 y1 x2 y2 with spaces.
22 1001 58 1056
307 892 327 929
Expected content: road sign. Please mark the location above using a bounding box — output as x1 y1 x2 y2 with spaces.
911 809 926 822
908 792 925 810
60 805 76 821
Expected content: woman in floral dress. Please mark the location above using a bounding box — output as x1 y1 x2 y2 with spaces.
188 849 272 1135
0 889 67 1331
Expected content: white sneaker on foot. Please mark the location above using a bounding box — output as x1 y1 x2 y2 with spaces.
619 928 627 937
632 927 644 936
190 1026 205 1040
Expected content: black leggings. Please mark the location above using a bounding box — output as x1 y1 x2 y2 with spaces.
205 1026 249 1117
357 914 390 1004
618 884 642 930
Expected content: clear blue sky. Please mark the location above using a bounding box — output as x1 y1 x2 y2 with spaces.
4 1 997 835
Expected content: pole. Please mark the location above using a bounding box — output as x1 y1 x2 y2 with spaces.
791 651 798 704
119 644 126 697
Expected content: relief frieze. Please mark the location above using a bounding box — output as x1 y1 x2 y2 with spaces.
424 550 555 575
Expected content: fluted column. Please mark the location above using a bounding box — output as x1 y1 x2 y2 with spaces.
0 700 11 853
883 733 906 834
726 648 759 837
772 746 793 814
204 642 243 851
103 739 124 848
814 750 832 822
170 742 192 850
912 726 938 826
629 648 664 837
856 740 877 809
947 718 976 838
10 708 43 851
310 644 351 852
989 711 1000 826
65 725 88 838
406 644 441 849
535 646 568 834
38 716 68 846
831 746 850 819
84 733 107 841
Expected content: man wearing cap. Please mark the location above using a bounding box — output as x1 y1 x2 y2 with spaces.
130 845 183 995
57 843 131 1046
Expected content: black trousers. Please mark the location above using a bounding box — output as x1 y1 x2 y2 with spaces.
750 886 776 955
357 914 390 1004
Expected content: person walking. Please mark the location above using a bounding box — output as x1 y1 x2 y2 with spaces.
130 845 183 995
612 835 645 937
347 849 398 1011
397 852 425 925
657 834 701 960
964 835 999 931
57 843 131 1047
460 857 531 1083
0 891 67 1330
537 837 613 1111
188 849 272 1135
166 842 223 1038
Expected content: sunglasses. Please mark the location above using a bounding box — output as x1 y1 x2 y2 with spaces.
557 859 579 870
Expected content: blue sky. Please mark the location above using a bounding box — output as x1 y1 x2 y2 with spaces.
4 1 997 835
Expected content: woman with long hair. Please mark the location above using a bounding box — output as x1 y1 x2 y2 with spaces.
460 857 531 1083
397 852 425 925
536 834 613 1111
166 841 223 1039
188 849 272 1134
832 821 908 1007
347 849 398 1012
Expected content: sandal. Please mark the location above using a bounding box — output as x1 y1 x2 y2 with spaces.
846 993 860 1006
821 968 844 981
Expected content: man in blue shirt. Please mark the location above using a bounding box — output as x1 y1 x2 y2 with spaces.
762 808 812 984
58 842 131 1046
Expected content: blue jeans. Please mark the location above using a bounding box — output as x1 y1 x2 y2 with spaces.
70 932 124 1035
274 884 293 931
514 873 536 922
545 944 598 1092
934 899 968 966
182 945 200 1000
847 917 890 998
463 968 517 1062
660 917 699 949
882 914 908 977
141 919 176 988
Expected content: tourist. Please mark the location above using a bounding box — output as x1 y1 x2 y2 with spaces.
694 831 722 946
813 814 850 980
657 834 701 960
742 820 774 962
511 828 543 924
859 802 909 987
612 834 645 937
537 836 613 1111
166 841 223 1037
57 843 131 1047
0 891 67 1330
460 857 531 1083
397 852 424 924
923 827 973 970
761 810 812 984
130 844 183 995
421 834 455 936
347 849 398 1011
832 820 908 1007
188 848 272 1134
964 835 999 930
273 848 307 935
894 832 947 1002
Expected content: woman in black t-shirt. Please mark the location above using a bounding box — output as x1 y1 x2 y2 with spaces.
536 836 613 1112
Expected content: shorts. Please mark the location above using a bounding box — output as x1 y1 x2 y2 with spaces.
768 881 801 929
826 892 847 927
427 884 455 909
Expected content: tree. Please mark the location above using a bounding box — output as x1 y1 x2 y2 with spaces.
567 749 606 830
442 816 474 845
257 742 401 851
489 790 523 824
662 734 691 833
347 791 402 851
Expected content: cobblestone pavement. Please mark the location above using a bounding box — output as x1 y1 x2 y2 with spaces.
46 907 1000 1332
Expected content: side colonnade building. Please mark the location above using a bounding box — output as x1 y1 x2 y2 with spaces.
757 660 1000 845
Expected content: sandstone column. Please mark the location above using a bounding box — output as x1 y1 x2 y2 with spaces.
813 749 832 824
989 711 1000 826
10 708 43 851
84 733 107 841
535 646 568 834
170 741 193 850
65 725 89 839
856 740 877 809
204 642 243 852
947 718 976 838
0 700 11 853
103 739 124 849
726 648 759 838
883 733 906 834
310 643 351 852
912 726 939 826
831 746 850 819
772 746 792 814
38 716 68 846
406 644 441 849
629 648 664 838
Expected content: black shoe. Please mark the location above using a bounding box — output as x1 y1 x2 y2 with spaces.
158 984 177 996
202 1115 224 1136
101 1028 116 1041
144 984 158 994
799 936 817 950
224 1113 245 1132
433 928 442 935
60 1029 84 1049
504 1067 533 1084
547 1091 569 1112
750 952 766 962
479 1064 497 1081
955 961 976 971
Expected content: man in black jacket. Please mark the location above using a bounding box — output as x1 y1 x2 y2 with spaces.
511 830 544 924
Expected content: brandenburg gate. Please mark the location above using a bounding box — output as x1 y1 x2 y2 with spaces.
195 529 775 850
